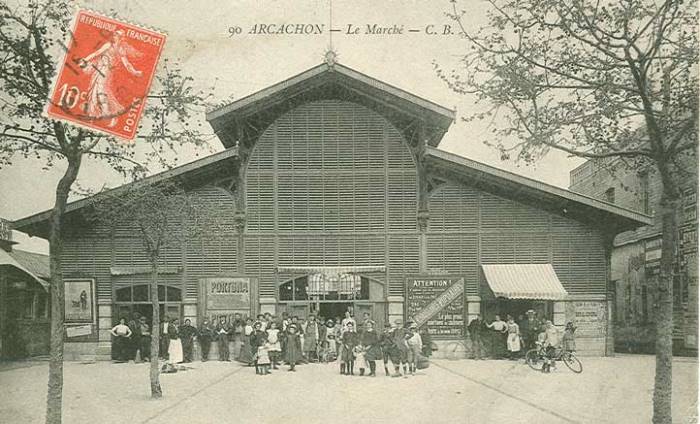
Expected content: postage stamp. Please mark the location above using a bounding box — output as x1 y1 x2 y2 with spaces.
44 10 166 141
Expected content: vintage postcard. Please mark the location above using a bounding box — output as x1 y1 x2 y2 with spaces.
0 1 697 424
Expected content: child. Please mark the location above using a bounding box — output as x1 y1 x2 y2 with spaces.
353 344 367 376
379 323 394 376
284 324 302 372
252 321 266 374
406 322 423 375
257 334 271 375
563 322 576 353
267 321 281 369
341 322 359 375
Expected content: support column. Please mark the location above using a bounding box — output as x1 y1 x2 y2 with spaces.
466 295 482 325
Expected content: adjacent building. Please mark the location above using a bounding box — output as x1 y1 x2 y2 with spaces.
12 60 650 360
0 219 50 359
570 157 698 355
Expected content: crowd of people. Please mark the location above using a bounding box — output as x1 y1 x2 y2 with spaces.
467 309 577 372
110 310 433 378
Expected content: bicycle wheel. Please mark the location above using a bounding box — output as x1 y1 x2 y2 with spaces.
562 352 583 373
444 341 467 360
525 349 542 371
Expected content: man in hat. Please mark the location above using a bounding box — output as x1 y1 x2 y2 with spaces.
389 319 409 377
523 310 540 350
215 317 232 361
179 319 198 363
468 314 485 360
198 318 214 361
138 315 151 362
127 312 142 362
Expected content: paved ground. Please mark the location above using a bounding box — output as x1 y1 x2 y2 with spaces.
0 355 697 424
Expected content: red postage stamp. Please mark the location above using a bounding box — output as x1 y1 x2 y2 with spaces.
45 10 166 141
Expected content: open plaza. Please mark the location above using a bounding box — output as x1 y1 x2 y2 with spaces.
0 355 697 424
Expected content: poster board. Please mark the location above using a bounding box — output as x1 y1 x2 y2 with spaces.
64 279 96 324
405 276 465 338
199 276 256 323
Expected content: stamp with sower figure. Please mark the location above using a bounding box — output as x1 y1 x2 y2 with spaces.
45 10 166 141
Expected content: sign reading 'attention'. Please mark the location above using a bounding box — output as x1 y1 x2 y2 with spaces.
406 276 465 338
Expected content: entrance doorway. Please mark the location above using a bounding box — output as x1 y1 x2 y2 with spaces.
319 302 353 322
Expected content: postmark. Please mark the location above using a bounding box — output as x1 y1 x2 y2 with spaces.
44 10 166 141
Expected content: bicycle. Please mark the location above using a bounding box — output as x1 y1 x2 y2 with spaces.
441 339 469 360
525 341 583 373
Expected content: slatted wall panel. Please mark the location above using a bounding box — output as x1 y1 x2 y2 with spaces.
244 236 277 297
426 233 479 295
93 236 113 301
245 100 419 294
428 185 606 296
387 235 420 295
183 186 238 300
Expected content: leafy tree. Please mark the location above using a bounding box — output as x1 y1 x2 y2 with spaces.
0 2 212 423
438 1 697 423
86 180 226 399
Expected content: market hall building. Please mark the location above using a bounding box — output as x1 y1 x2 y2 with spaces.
12 60 651 360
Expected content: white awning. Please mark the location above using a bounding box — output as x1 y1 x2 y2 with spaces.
481 264 568 300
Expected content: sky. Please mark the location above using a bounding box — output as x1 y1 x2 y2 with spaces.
0 0 585 254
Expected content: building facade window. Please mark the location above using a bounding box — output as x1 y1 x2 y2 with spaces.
278 275 370 301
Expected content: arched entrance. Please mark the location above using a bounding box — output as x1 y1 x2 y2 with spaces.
276 266 387 329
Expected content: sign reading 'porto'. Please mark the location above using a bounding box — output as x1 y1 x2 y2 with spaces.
406 276 465 338
199 277 255 324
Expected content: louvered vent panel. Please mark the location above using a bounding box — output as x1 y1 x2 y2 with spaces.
387 235 420 296
480 192 515 232
426 233 479 295
244 100 418 286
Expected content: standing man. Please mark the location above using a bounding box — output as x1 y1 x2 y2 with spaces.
160 316 171 360
179 319 197 363
231 313 245 361
198 318 214 361
215 317 232 361
127 312 142 362
524 310 540 350
138 315 151 362
303 314 320 362
468 314 485 360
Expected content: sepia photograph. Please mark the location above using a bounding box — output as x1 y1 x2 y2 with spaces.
0 1 697 423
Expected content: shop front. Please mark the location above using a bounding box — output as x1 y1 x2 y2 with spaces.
274 266 387 329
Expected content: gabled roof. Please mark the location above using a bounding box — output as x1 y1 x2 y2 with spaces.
206 62 456 148
0 249 49 291
12 148 239 238
425 147 652 232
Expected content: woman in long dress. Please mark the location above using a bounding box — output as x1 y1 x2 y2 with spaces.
505 316 521 360
167 319 183 364
109 317 132 362
237 318 255 365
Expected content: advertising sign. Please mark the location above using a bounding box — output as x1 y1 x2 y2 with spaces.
406 276 465 338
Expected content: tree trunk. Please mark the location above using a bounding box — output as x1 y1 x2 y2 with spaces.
149 260 163 398
149 259 162 398
46 156 82 424
652 178 679 424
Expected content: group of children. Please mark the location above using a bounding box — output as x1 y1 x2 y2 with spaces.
247 312 430 378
